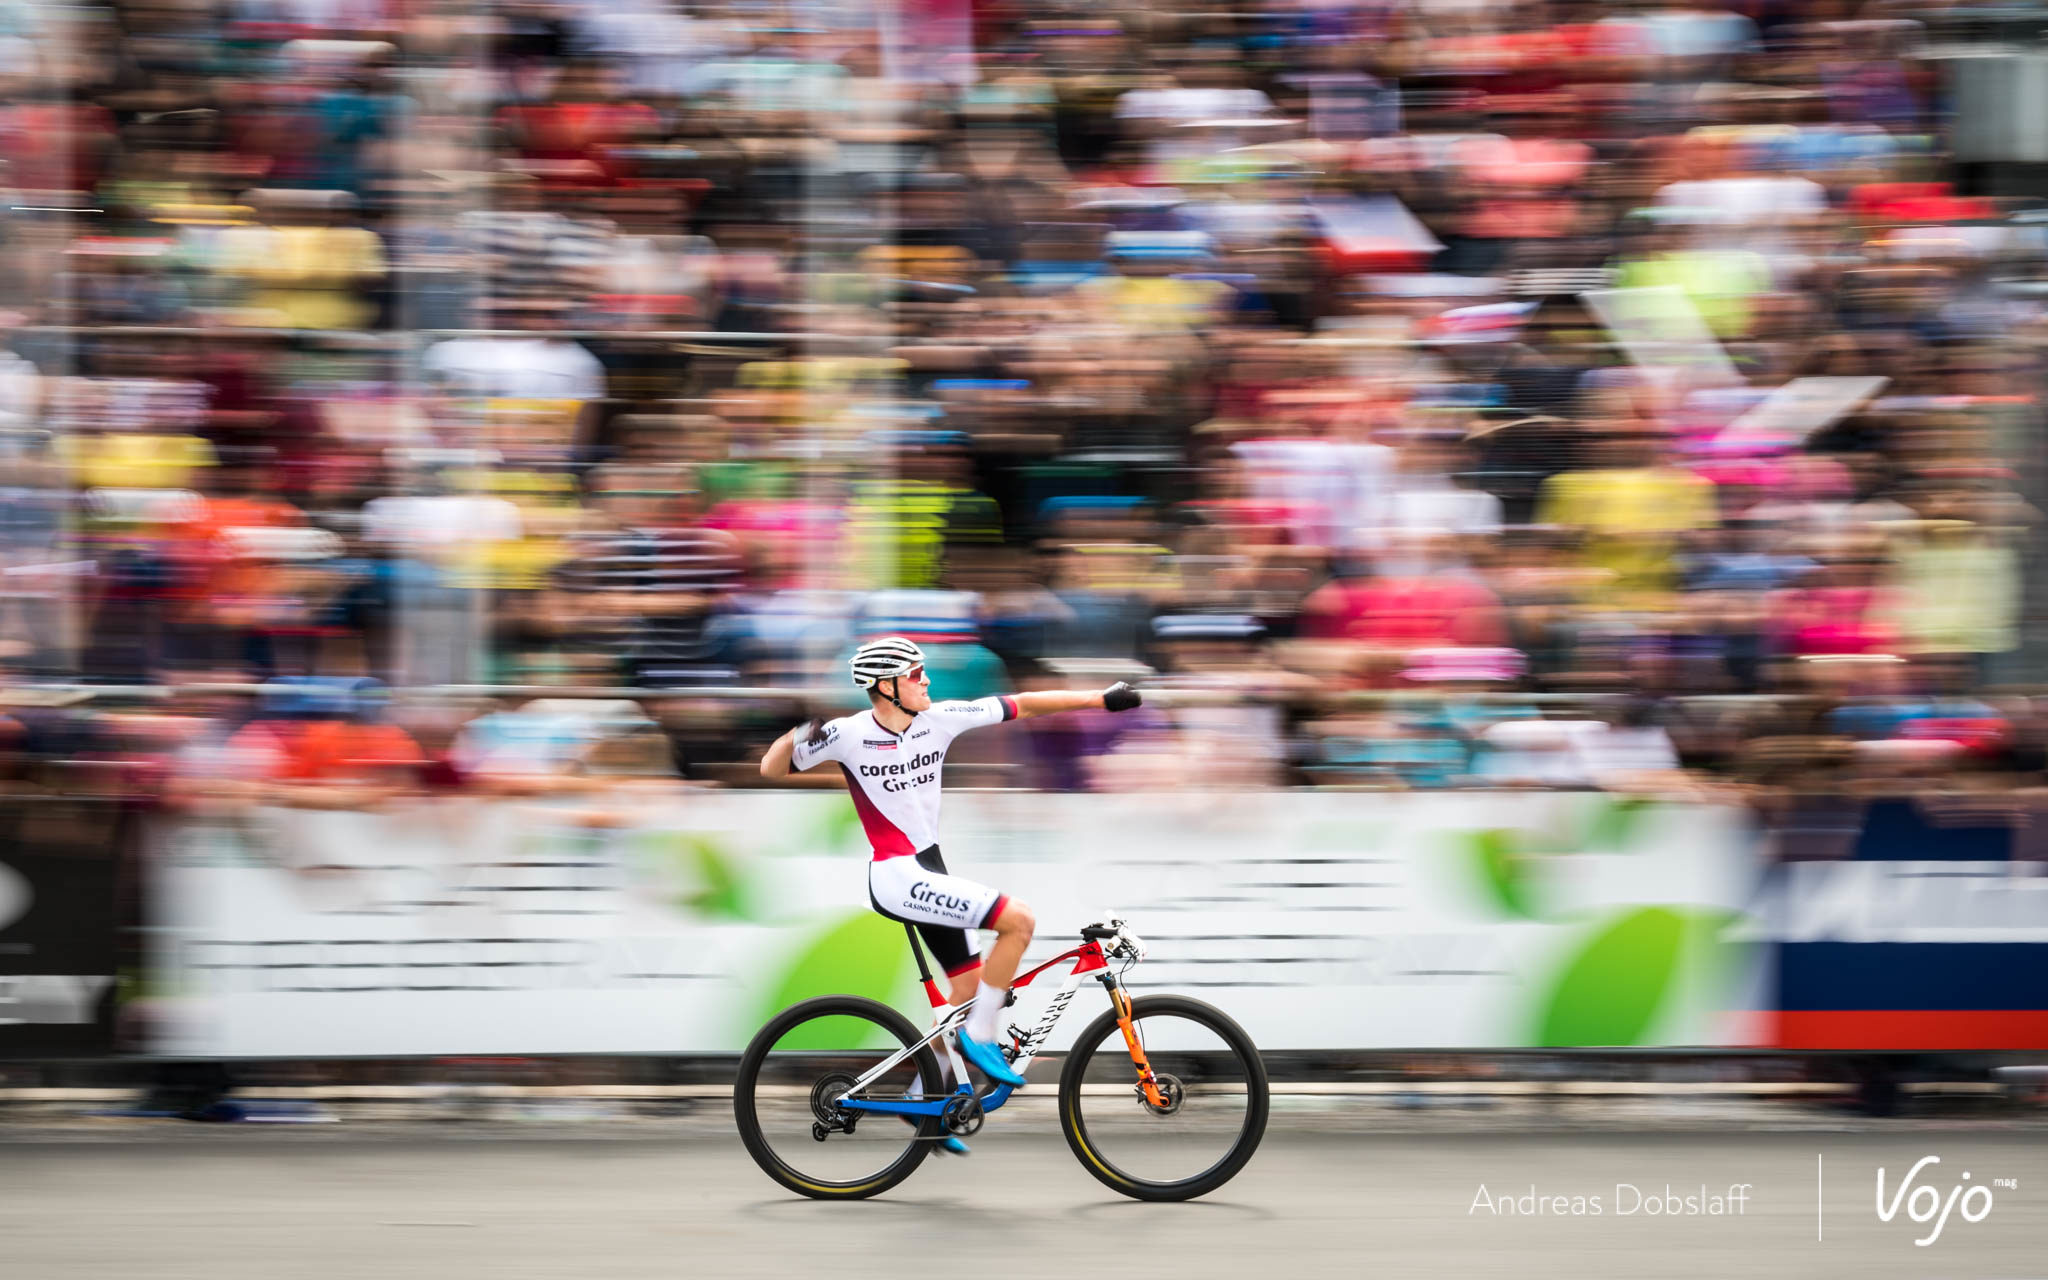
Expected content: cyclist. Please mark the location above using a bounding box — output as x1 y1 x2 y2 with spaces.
759 636 1143 1121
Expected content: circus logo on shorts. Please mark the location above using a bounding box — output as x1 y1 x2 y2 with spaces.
907 881 974 915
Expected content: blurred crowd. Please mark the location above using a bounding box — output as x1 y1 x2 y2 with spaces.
4 0 2048 799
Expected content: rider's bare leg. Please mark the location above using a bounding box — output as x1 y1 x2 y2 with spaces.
962 900 1035 1044
946 965 981 1009
980 899 1035 990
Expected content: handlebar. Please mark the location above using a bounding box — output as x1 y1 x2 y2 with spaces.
1081 913 1147 963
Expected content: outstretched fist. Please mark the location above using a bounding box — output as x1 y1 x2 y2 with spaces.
1102 682 1142 713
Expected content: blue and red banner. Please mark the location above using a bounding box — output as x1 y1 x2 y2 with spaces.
1762 798 2048 1050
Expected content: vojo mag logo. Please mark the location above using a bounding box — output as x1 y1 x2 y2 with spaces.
1876 1156 2006 1246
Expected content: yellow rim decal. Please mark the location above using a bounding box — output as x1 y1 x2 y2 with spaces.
785 1173 887 1196
1067 1107 1135 1187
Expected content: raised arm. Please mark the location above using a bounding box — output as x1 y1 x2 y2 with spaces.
758 727 799 779
1010 682 1142 720
759 719 830 779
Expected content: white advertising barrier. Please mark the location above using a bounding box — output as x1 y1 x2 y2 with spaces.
149 792 1762 1057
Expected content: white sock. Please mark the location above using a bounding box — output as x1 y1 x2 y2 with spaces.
964 982 1007 1043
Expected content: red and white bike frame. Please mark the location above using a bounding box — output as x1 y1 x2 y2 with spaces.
838 921 1169 1112
923 938 1111 1078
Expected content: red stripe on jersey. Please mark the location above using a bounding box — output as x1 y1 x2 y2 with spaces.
999 696 1019 721
837 764 917 859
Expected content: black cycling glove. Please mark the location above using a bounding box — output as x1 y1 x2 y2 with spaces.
1102 682 1142 713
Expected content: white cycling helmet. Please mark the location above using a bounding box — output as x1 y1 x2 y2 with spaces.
850 636 926 690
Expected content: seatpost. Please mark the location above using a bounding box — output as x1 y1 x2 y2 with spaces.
905 924 946 1010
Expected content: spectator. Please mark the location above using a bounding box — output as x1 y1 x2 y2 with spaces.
217 190 387 331
223 679 425 810
7 0 2048 808
546 465 743 687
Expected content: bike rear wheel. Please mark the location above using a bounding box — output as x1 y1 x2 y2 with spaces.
733 995 945 1200
1057 994 1269 1202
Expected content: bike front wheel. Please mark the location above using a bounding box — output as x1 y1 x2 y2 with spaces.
733 995 945 1200
1057 994 1269 1202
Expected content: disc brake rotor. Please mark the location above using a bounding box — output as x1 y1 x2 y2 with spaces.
1139 1073 1185 1117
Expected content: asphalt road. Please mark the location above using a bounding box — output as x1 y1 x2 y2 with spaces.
4 1113 2046 1279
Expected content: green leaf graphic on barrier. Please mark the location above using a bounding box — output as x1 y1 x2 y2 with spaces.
1467 828 1542 920
761 911 913 1050
1534 906 1689 1047
628 832 751 922
1584 796 1655 851
685 837 748 921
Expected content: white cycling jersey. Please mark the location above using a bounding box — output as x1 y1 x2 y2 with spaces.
792 695 1019 859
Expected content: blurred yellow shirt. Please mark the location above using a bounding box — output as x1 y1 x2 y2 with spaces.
1064 542 1179 594
222 224 387 331
421 470 583 590
57 433 215 490
444 467 580 512
1538 466 1716 596
452 536 572 592
1611 250 1771 340
1082 276 1235 330
1887 535 2019 655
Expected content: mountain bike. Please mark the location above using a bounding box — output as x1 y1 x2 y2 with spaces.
733 915 1269 1202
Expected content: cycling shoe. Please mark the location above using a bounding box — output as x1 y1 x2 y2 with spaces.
955 1029 1026 1087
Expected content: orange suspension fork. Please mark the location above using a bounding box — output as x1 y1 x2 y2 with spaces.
1110 984 1169 1109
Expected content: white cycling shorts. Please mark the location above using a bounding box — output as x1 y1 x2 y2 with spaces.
867 846 1008 975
